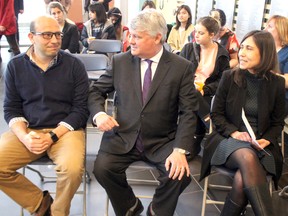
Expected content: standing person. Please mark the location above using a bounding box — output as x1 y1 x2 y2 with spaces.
84 0 112 12
180 16 230 157
47 1 79 53
167 5 194 54
0 0 21 62
265 15 288 115
81 2 116 49
14 0 24 43
200 30 285 216
209 9 240 68
0 16 89 216
89 8 199 216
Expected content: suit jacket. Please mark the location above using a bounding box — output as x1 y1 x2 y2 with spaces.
88 48 199 162
200 69 285 186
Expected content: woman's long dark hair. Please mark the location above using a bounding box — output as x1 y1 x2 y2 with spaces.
234 30 279 86
175 5 192 31
89 2 107 24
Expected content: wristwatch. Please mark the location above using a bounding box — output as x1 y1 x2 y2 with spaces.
49 131 59 143
174 148 186 154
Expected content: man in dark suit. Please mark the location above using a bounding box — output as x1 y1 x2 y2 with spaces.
88 9 199 216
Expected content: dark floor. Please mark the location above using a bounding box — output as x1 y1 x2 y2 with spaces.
1 43 288 216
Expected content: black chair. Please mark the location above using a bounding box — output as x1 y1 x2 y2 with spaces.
88 39 122 54
73 53 109 81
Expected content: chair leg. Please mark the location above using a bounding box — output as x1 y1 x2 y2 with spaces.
201 176 209 216
105 195 109 216
281 130 285 160
25 166 45 181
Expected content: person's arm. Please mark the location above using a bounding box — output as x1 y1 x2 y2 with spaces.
103 23 116 39
261 76 286 145
59 57 90 129
88 55 117 127
167 28 179 53
229 52 239 68
165 61 199 180
280 74 288 88
210 70 239 137
19 0 24 12
80 25 89 48
66 24 80 53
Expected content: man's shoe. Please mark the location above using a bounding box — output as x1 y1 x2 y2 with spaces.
146 202 156 216
32 190 53 216
125 198 144 216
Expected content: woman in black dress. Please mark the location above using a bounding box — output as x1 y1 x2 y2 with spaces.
200 30 285 215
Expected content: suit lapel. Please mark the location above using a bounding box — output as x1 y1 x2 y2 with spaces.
143 50 171 107
129 55 143 106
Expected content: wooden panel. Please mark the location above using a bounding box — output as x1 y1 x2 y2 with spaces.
235 0 265 41
215 0 236 30
196 0 214 21
269 0 288 17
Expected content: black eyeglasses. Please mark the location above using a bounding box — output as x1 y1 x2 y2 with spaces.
31 32 63 39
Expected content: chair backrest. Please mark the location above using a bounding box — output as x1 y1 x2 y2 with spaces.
88 39 122 53
73 53 109 80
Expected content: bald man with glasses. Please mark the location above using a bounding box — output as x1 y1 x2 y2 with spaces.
0 16 89 216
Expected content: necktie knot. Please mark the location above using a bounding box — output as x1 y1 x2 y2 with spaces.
145 59 153 67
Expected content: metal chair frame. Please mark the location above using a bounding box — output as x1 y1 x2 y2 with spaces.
105 161 160 216
21 141 90 216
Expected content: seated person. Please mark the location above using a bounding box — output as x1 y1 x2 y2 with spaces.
47 1 79 53
88 9 198 216
107 7 130 52
0 16 89 216
167 5 194 54
84 0 112 12
265 15 288 115
44 0 72 12
81 2 116 49
180 16 230 158
141 0 156 10
209 9 240 68
200 30 285 216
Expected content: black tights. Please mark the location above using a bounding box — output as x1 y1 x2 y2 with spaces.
225 148 267 207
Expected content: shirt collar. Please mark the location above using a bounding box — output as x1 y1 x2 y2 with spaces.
26 46 59 71
142 46 164 63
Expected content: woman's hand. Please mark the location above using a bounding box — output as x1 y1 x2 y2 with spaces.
252 139 270 150
230 131 252 142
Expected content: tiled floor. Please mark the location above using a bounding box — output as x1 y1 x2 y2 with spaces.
1 44 288 216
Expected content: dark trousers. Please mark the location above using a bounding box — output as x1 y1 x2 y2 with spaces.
0 34 20 56
94 148 191 216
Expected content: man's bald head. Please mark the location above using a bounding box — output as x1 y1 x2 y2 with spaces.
30 15 60 33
